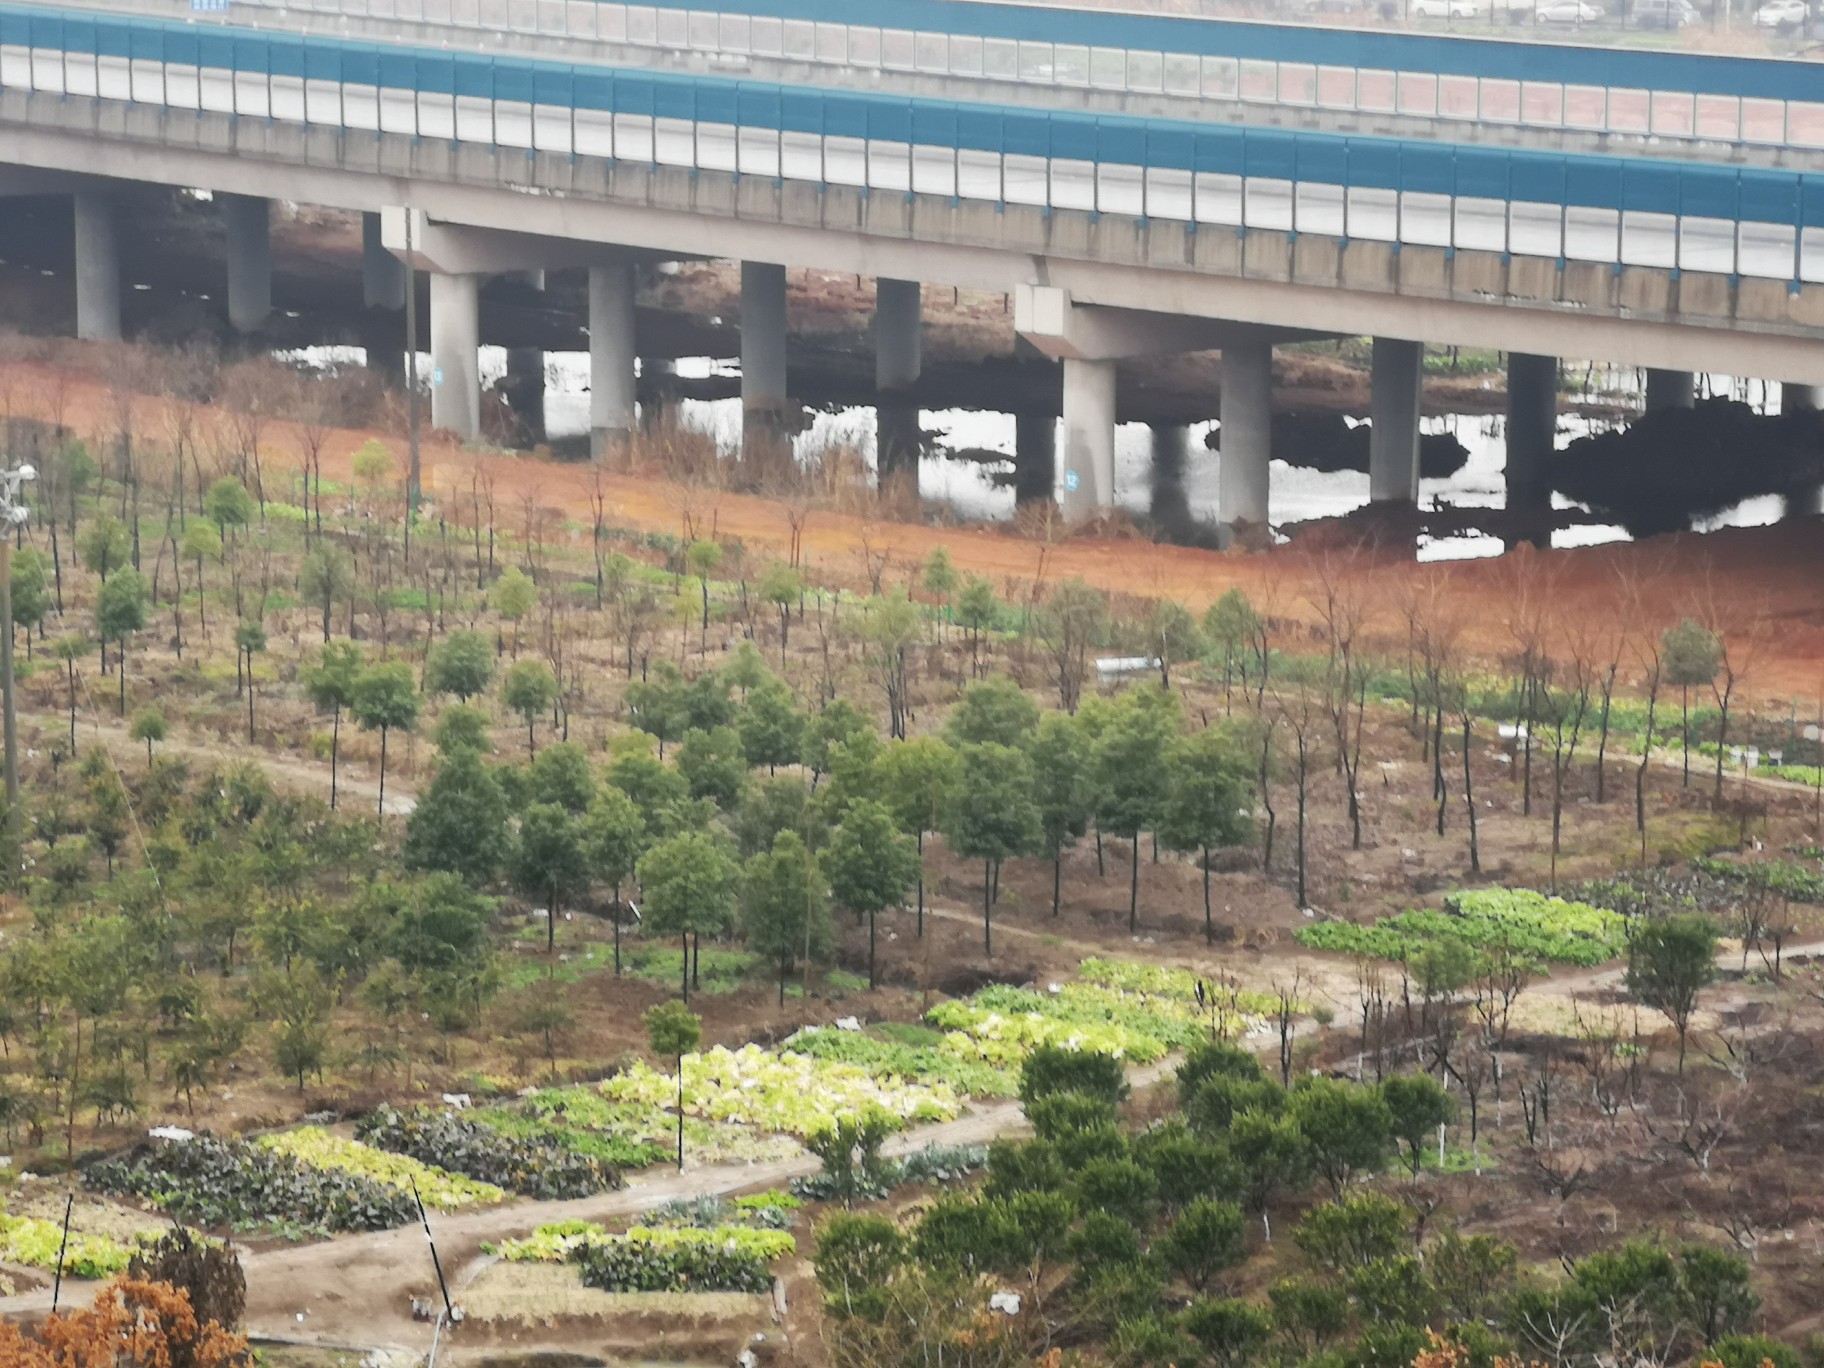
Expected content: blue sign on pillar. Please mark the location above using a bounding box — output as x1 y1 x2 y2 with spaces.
432 368 444 386
1063 470 1080 493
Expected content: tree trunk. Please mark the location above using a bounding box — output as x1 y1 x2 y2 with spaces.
916 830 925 937
1052 850 1062 917
1202 845 1212 944
1128 832 1141 932
1462 715 1480 874
867 910 877 990
377 727 389 816
329 706 340 811
680 932 690 1002
982 858 993 957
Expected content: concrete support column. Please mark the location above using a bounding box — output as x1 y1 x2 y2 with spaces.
504 348 546 447
1150 423 1191 526
875 278 923 483
362 211 406 311
72 191 121 343
589 263 637 458
1013 411 1056 507
1219 340 1273 529
740 261 790 471
221 194 272 334
1645 368 1696 412
429 272 481 442
1506 353 1558 534
1368 338 1423 505
1782 382 1824 517
1783 382 1824 413
1059 358 1117 520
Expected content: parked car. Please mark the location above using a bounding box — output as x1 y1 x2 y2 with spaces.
1537 0 1605 20
1630 0 1698 27
1753 0 1808 25
1412 0 1480 15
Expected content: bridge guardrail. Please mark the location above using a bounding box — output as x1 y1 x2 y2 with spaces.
61 0 1824 151
3 3 1821 285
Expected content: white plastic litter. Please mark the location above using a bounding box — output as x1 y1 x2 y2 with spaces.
988 1292 1022 1315
148 1126 195 1142
442 1093 471 1110
834 1016 862 1032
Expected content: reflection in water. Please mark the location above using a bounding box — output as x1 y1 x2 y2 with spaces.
288 348 1792 564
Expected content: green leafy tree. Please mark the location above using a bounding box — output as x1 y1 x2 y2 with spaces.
723 640 772 699
1157 1198 1246 1294
1287 1078 1394 1198
865 587 923 740
204 476 256 535
1159 726 1252 943
385 873 495 973
1180 1297 1272 1368
9 546 50 652
1678 1243 1759 1346
1093 689 1180 932
303 640 363 810
676 725 748 808
824 798 920 989
490 565 538 656
501 658 559 756
1021 1044 1129 1108
433 703 492 758
875 735 960 936
1291 1191 1409 1273
686 539 722 649
758 561 802 663
514 802 589 953
1203 588 1263 709
922 546 958 615
351 660 420 815
1147 599 1203 690
425 629 496 701
95 567 150 716
234 620 267 741
581 785 647 974
1231 1111 1309 1242
606 749 691 832
129 707 166 765
1039 577 1107 714
735 774 817 859
945 676 1040 750
1381 1072 1457 1183
942 741 1041 956
638 830 741 1002
743 829 832 1004
78 511 132 583
1626 912 1718 1075
404 749 512 886
297 542 356 642
1662 618 1721 787
626 662 692 759
1026 712 1092 918
178 520 221 638
739 679 805 774
527 741 596 813
803 698 874 787
643 999 701 1170
955 574 998 679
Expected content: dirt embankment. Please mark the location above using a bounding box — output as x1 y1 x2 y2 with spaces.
6 349 1824 698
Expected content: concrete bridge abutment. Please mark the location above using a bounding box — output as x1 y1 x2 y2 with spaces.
73 191 122 344
429 271 482 441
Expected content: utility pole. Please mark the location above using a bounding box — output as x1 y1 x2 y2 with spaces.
0 461 37 812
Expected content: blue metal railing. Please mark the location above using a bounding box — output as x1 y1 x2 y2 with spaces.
2 4 1820 280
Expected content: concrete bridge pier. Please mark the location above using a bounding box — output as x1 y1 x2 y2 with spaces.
1368 338 1423 505
504 346 546 446
1060 358 1117 519
1150 423 1192 527
429 271 482 442
1645 368 1696 412
741 260 791 475
589 263 637 458
73 190 121 343
1219 338 1273 533
222 194 271 334
1013 411 1056 508
875 278 923 485
1782 382 1824 516
362 211 406 312
1506 353 1558 544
